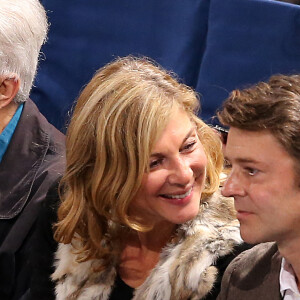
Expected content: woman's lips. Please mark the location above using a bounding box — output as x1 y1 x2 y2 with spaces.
160 187 194 206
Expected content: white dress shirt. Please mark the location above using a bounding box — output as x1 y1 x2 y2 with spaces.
280 258 300 299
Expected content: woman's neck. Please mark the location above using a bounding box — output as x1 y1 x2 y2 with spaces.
136 221 176 251
118 221 176 288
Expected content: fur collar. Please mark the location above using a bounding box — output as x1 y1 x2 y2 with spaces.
52 191 242 300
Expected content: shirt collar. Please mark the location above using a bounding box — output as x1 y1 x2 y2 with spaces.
280 257 300 298
0 103 23 163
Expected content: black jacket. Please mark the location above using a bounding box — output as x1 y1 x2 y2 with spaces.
0 99 65 300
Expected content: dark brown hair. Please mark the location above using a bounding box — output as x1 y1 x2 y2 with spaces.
218 74 300 174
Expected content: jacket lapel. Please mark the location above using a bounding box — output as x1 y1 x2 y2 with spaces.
0 99 50 219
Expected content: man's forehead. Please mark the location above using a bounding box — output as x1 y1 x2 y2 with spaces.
225 128 275 162
225 127 294 168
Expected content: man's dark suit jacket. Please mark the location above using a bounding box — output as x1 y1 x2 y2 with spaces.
0 99 65 300
217 242 282 300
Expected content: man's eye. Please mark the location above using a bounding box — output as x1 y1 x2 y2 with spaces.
245 167 258 176
150 158 163 169
224 158 232 169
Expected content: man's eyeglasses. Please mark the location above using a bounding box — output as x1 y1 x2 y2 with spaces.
213 125 228 145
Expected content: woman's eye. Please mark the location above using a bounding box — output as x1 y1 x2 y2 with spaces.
149 158 163 169
181 140 197 152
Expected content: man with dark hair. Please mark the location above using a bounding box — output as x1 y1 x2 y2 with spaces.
0 0 65 299
217 74 300 300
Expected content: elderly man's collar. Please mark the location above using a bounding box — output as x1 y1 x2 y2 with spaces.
0 75 20 133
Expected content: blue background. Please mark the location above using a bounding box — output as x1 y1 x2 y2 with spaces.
31 0 300 131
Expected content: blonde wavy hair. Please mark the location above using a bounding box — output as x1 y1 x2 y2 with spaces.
54 56 223 265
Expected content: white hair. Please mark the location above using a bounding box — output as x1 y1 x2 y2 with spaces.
0 0 48 103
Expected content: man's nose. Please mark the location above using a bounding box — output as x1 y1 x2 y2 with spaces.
221 171 245 197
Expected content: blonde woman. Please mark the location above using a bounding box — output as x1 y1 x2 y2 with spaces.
36 57 246 300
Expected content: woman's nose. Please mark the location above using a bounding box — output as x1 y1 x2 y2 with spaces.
221 172 245 197
168 157 193 186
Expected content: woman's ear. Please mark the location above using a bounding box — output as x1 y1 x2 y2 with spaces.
0 75 20 108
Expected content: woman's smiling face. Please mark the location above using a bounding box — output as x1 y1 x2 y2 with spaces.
130 108 207 226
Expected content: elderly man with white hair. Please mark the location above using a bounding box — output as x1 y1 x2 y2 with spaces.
0 1 65 299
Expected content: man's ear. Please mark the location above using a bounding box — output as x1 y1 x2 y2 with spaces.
0 75 20 108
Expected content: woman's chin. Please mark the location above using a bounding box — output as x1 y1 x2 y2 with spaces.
172 208 200 224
